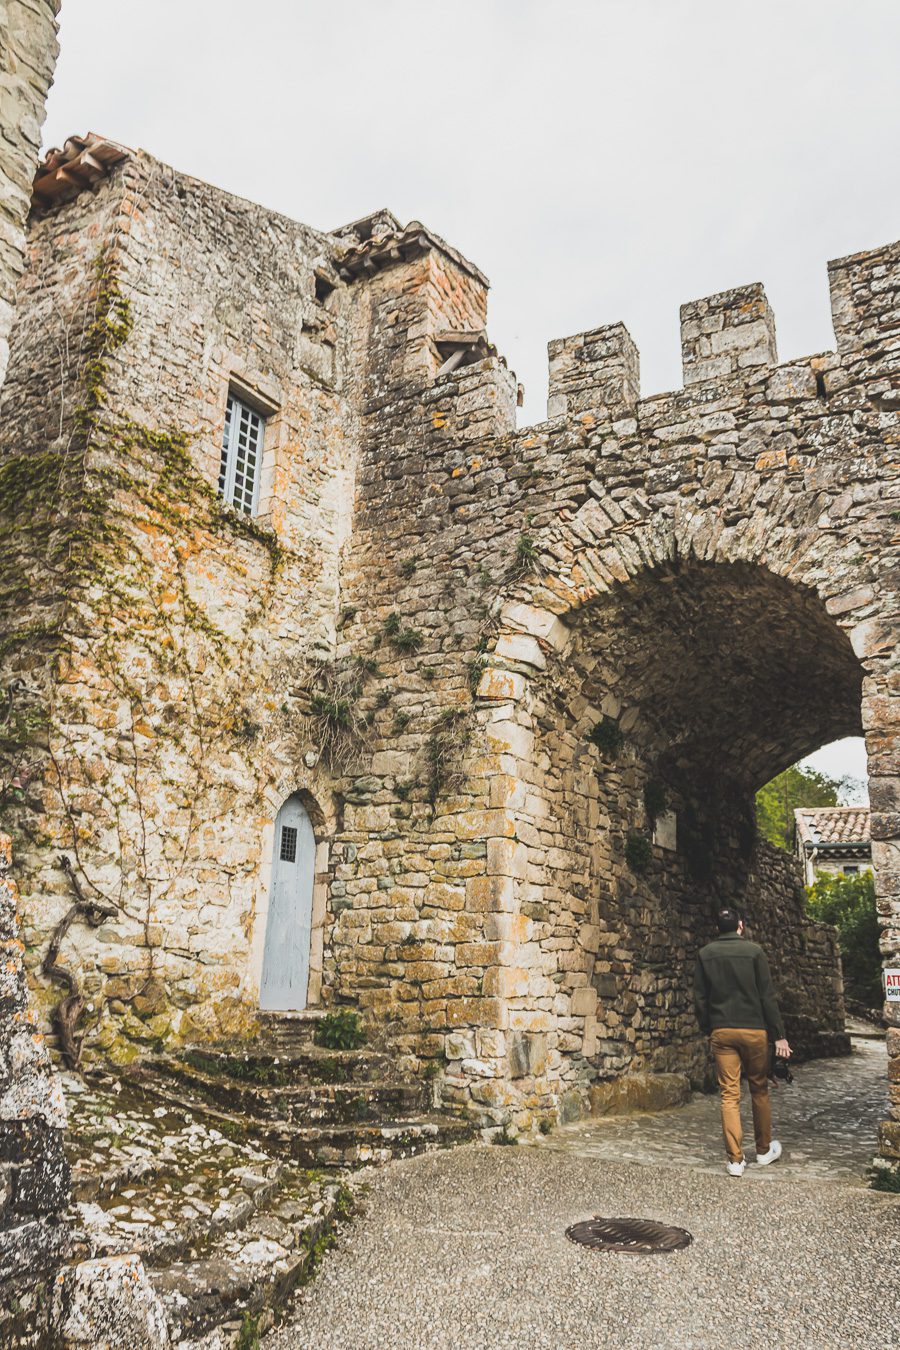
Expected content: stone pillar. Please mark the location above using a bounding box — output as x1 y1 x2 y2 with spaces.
863 678 900 1159
680 283 777 386
0 0 61 389
547 322 639 419
0 833 70 1286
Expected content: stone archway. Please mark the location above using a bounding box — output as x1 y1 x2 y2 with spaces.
494 559 861 1090
470 509 894 1143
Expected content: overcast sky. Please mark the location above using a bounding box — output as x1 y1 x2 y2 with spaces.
41 0 896 791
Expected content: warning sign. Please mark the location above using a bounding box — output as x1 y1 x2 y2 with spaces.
886 970 900 1002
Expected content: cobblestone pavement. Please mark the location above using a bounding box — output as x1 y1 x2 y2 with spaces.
534 1036 889 1184
266 1040 900 1350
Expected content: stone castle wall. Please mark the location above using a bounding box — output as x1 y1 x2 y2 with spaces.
1 142 898 1144
0 0 60 388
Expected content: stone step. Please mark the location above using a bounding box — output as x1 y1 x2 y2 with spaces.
143 1056 428 1124
148 1178 349 1343
174 1043 399 1085
149 1182 342 1339
63 1072 356 1345
126 1067 473 1167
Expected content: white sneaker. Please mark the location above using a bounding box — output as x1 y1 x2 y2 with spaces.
726 1157 746 1176
756 1141 782 1166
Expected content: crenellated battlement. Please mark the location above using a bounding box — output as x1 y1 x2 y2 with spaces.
538 240 900 422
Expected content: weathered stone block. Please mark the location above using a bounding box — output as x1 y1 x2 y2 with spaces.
589 1072 691 1116
507 1031 547 1078
50 1254 170 1349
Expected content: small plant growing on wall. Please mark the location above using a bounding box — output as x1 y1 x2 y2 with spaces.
467 654 488 695
588 716 624 756
393 626 424 653
625 832 653 874
314 1009 366 1050
299 656 374 772
400 556 419 578
643 779 666 821
425 708 471 806
383 611 402 637
513 532 540 576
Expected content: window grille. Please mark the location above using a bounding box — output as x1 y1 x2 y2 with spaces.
280 825 298 863
218 392 264 515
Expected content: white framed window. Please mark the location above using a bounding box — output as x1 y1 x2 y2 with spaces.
218 392 265 515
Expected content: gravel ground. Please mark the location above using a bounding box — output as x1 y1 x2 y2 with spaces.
269 1146 900 1350
267 1043 900 1350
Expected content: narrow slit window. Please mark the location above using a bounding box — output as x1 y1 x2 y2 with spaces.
280 825 298 863
218 392 265 515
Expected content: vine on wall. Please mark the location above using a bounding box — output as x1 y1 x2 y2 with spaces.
2 234 302 1059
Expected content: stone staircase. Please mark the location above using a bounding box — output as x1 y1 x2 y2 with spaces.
50 1016 472 1345
60 1072 352 1346
124 1012 472 1168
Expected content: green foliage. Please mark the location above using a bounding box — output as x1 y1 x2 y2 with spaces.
869 1161 900 1192
538 1117 553 1135
393 626 424 653
514 533 539 574
309 692 353 730
383 611 402 637
422 666 436 682
643 780 666 821
333 1182 355 1219
394 709 411 732
805 870 882 1006
353 655 378 678
308 1056 353 1084
625 832 653 874
314 1009 366 1050
425 708 471 805
755 763 845 851
400 556 419 577
467 654 488 695
588 716 624 756
236 1313 261 1350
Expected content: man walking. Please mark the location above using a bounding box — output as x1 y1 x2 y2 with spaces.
694 907 792 1176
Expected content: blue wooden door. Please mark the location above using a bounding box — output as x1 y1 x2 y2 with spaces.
260 795 315 1011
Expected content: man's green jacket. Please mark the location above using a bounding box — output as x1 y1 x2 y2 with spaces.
693 932 786 1040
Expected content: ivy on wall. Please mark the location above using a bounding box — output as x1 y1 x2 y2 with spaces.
1 238 301 1059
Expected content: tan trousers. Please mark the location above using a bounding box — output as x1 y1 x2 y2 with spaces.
710 1027 772 1163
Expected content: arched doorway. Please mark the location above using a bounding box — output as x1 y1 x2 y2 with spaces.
260 793 316 1011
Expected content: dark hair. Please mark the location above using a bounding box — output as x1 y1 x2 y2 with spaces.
716 907 741 934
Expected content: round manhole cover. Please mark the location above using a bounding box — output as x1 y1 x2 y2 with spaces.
565 1216 693 1254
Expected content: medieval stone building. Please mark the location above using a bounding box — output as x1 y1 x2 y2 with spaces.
1 133 898 1153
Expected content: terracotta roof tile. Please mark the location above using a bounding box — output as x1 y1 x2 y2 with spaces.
794 806 870 848
334 219 488 288
33 132 131 208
